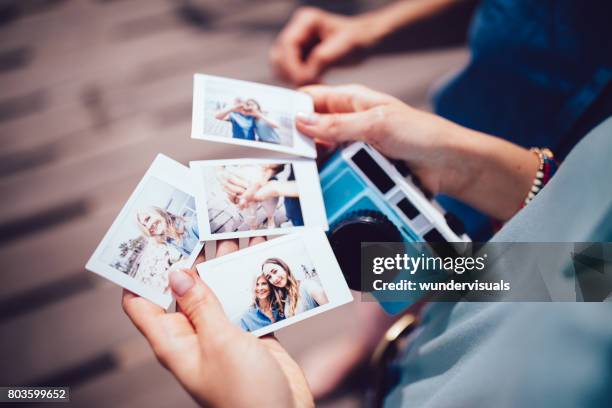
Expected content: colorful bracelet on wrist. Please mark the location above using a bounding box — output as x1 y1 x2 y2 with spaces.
524 147 558 206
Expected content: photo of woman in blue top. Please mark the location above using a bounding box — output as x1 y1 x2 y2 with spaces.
136 206 199 258
215 98 281 144
262 258 328 318
238 273 284 332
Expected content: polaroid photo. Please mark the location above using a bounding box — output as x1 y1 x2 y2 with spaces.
86 154 204 308
196 229 353 337
191 158 329 240
191 74 316 159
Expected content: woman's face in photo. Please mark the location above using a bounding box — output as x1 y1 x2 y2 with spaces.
255 276 270 300
263 262 288 288
137 209 167 237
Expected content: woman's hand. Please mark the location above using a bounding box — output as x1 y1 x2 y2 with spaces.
217 168 249 204
270 1 461 85
295 84 464 196
122 240 314 408
295 84 539 221
270 8 386 85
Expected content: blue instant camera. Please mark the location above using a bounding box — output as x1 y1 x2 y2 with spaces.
320 142 471 314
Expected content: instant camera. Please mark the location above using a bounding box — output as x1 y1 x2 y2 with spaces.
320 142 471 313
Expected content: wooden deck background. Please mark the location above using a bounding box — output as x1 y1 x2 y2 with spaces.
0 0 469 406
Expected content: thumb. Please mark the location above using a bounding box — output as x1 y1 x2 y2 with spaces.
169 268 228 333
295 108 384 144
306 34 353 77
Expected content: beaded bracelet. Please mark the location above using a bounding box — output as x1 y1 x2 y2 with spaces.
524 147 558 206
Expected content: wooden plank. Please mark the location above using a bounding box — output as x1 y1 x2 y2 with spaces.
0 283 136 385
0 200 122 300
71 359 198 408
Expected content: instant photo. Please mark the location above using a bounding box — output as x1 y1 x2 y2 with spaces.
191 158 328 240
196 230 353 337
191 74 316 158
86 154 203 308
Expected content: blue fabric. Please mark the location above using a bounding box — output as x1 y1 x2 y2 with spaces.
255 120 281 144
432 0 612 240
292 282 319 315
229 112 256 140
167 216 199 258
284 167 304 226
238 304 282 332
384 117 612 407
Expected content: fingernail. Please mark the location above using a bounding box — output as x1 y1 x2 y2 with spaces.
169 269 195 297
296 112 319 125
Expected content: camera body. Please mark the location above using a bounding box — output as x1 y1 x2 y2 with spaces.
320 142 470 313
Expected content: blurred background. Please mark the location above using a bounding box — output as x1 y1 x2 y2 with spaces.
0 0 472 406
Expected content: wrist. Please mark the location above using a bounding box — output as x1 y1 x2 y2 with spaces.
435 126 484 198
355 12 392 47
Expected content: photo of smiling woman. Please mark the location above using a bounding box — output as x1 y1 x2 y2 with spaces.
238 273 285 332
96 175 201 296
136 206 199 258
262 258 328 318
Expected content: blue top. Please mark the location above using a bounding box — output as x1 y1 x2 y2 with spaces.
238 304 282 332
166 216 199 258
229 112 256 140
283 166 304 226
384 118 612 407
285 280 320 316
255 119 281 144
432 0 612 240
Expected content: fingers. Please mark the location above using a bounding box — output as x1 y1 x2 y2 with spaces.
169 268 229 334
270 7 322 85
249 236 266 247
222 181 246 196
295 108 385 144
122 290 192 352
216 239 239 257
300 84 398 113
305 33 354 77
225 175 249 189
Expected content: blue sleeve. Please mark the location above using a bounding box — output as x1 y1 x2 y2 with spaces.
238 318 251 332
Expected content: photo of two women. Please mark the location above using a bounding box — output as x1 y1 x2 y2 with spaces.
203 78 295 147
238 257 328 332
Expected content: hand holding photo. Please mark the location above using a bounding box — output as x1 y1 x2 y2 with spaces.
191 158 328 240
196 230 353 337
86 154 204 308
191 74 316 158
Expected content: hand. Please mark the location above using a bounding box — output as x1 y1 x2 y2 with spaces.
295 84 539 221
270 7 385 85
217 169 249 204
250 181 280 202
123 240 314 408
295 84 460 195
233 101 247 112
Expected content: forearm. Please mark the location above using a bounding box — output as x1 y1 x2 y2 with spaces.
273 181 299 198
359 0 461 44
438 128 539 221
215 105 239 120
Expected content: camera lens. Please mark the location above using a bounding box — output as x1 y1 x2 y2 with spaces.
328 210 402 292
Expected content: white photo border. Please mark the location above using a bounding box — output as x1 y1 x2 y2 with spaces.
196 229 353 337
191 74 316 159
86 154 204 309
190 158 329 240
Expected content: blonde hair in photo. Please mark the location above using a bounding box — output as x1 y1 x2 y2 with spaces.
251 273 284 322
262 257 300 318
136 206 185 245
